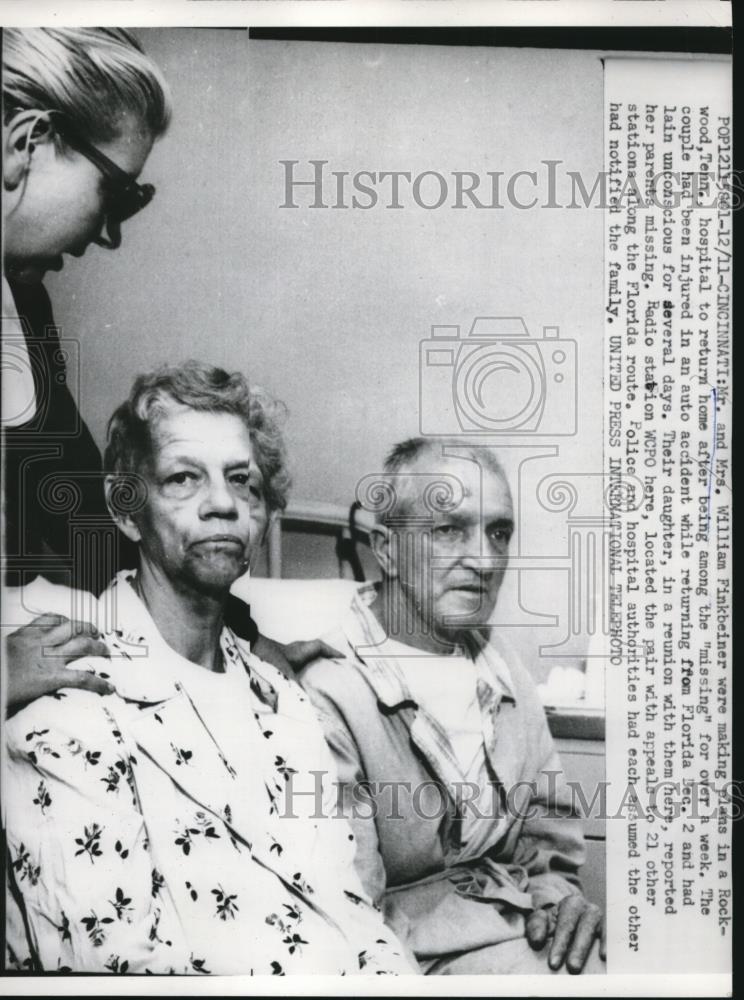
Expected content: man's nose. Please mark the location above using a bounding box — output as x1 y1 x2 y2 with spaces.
199 478 239 519
458 531 504 572
456 537 488 572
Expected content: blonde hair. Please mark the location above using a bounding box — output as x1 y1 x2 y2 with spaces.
2 27 171 142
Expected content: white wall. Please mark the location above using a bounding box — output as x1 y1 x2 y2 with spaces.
47 31 607 677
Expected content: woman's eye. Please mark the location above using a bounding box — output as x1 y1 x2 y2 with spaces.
166 472 192 485
162 471 200 495
227 474 260 499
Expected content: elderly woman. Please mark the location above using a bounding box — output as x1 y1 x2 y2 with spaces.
4 361 413 975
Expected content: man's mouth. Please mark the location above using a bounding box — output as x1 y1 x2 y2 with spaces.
193 535 246 553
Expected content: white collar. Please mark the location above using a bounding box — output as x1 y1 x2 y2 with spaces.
89 570 278 709
342 582 517 707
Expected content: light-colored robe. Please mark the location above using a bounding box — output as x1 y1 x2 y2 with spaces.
300 584 589 972
4 572 414 976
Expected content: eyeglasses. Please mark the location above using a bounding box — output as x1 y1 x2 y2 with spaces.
50 112 155 234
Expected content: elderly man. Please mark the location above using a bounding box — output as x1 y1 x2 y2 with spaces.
300 439 605 975
4 362 413 976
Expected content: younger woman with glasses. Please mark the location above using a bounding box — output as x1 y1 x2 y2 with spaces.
1 28 335 722
2 28 173 714
2 28 169 288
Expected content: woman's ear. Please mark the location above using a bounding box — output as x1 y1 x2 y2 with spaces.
244 508 272 573
265 509 278 543
251 508 273 552
104 474 143 545
3 110 54 190
369 523 399 579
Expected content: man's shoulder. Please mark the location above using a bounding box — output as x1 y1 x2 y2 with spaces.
487 634 545 699
299 644 375 706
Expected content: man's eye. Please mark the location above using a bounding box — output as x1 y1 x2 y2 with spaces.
488 528 512 545
433 524 461 539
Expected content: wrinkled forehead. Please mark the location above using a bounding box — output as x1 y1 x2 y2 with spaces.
388 454 513 519
144 403 254 465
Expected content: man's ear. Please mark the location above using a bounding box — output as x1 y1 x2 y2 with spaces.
369 523 399 579
3 110 54 191
104 474 143 545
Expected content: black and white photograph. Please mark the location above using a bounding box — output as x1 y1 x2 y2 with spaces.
0 2 732 993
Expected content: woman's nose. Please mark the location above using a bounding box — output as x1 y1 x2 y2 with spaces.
200 479 239 519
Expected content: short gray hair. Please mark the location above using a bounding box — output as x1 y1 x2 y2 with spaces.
105 361 291 513
378 436 508 523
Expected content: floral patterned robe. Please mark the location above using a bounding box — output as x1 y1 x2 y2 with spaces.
4 572 413 976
